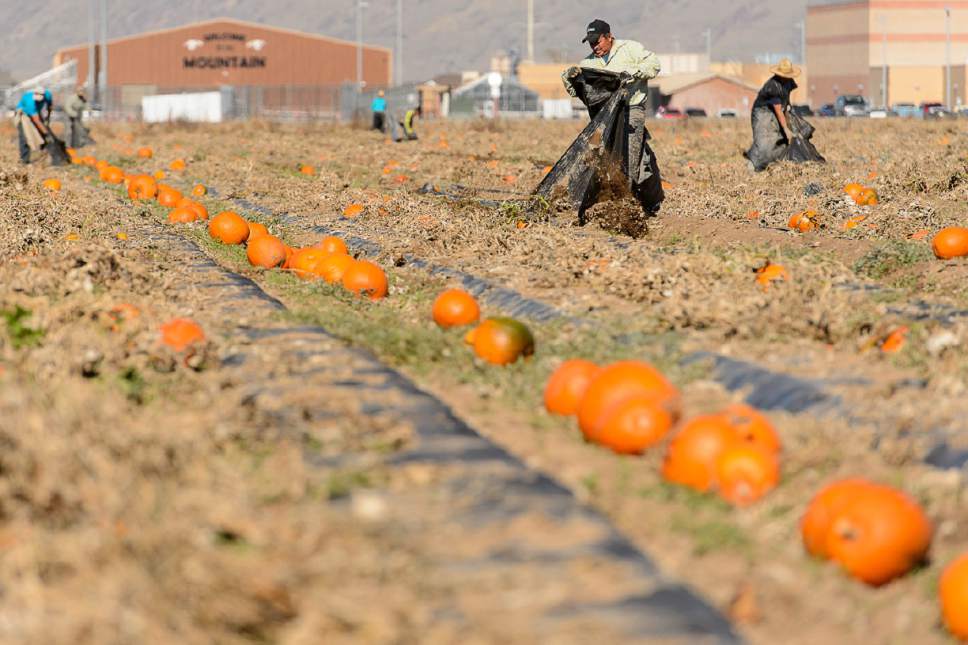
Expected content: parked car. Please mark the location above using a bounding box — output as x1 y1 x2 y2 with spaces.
891 103 920 118
684 107 707 117
835 95 869 117
868 107 896 119
656 106 687 120
817 104 836 117
921 102 956 119
716 108 738 118
791 104 814 117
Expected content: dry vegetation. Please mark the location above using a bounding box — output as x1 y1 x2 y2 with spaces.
1 115 967 644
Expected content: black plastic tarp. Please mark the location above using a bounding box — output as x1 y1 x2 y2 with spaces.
785 110 825 164
534 69 630 222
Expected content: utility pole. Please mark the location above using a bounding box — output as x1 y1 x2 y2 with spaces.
99 0 108 111
396 0 403 84
945 6 952 109
88 0 97 103
526 0 534 62
702 28 712 65
881 16 888 108
796 20 806 65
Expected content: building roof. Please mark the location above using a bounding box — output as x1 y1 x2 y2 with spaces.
55 17 391 56
655 73 759 95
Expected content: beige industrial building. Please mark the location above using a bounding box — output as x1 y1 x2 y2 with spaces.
807 0 968 107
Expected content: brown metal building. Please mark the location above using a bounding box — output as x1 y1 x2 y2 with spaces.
53 18 391 117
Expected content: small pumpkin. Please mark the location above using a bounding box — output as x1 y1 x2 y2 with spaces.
755 263 789 289
316 252 355 283
246 234 287 269
432 289 480 328
341 259 389 300
714 444 780 506
247 222 269 240
855 187 878 206
932 227 968 260
843 183 864 200
788 210 818 233
464 317 535 366
169 158 186 171
209 212 249 245
160 318 205 352
592 397 674 455
42 178 61 191
157 188 183 208
299 164 316 175
192 184 207 196
720 404 781 455
315 235 348 256
103 166 125 185
661 414 737 492
176 198 208 220
127 175 158 201
543 359 600 416
137 147 153 158
167 207 198 224
289 248 328 280
153 170 166 180
940 552 968 641
343 203 364 218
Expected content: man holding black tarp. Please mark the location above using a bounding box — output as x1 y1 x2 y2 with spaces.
561 19 664 215
14 89 52 165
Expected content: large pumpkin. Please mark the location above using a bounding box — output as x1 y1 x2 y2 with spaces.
592 396 674 454
577 361 681 443
932 227 968 260
246 234 287 269
209 212 249 245
941 553 968 640
660 414 736 492
800 479 874 558
464 317 535 366
543 359 600 416
432 289 480 328
127 175 158 201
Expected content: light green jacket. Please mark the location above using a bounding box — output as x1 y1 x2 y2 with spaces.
561 39 661 107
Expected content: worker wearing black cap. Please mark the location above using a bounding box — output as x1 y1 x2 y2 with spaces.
562 19 664 215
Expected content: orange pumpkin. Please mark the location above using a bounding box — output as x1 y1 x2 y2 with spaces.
127 175 158 201
801 479 875 559
316 253 354 283
289 248 328 280
941 552 968 640
343 203 364 218
168 207 198 224
341 259 389 300
932 227 968 260
246 234 287 269
315 235 348 256
543 359 600 416
843 183 864 200
592 397 674 454
42 178 61 191
755 263 789 289
247 222 269 240
157 188 183 208
160 318 205 352
153 170 166 180
432 289 481 328
192 184 207 196
299 164 316 175
176 198 208 220
209 212 249 245
788 210 818 233
577 361 681 443
169 158 186 171
103 166 125 185
464 317 535 366
856 187 878 206
825 483 933 586
720 404 781 455
714 444 780 506
95 159 110 172
137 147 153 158
661 414 737 492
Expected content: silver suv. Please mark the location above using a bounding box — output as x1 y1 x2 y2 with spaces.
835 95 868 117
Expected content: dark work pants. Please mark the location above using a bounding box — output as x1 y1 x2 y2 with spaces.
17 122 30 163
627 105 664 214
372 112 385 131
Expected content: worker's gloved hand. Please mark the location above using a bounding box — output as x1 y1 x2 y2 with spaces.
566 66 582 79
619 71 635 85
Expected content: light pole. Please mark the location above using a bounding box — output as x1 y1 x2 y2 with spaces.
881 15 888 108
396 0 403 84
526 0 534 62
100 0 108 110
356 0 369 89
88 0 96 102
945 6 952 109
797 20 806 65
702 28 712 65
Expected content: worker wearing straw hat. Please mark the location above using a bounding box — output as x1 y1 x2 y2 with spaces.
745 58 801 172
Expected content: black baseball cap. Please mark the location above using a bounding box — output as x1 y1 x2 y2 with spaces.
582 19 610 44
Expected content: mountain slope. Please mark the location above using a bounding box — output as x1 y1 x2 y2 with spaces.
2 0 808 84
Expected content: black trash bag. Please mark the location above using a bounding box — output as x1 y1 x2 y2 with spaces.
534 68 630 223
785 110 825 164
43 132 71 167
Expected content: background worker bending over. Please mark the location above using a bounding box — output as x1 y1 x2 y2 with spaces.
562 19 664 215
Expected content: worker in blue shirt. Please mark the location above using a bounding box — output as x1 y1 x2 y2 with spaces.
371 90 387 131
15 89 53 164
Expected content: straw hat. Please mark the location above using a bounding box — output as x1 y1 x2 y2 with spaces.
770 58 800 79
